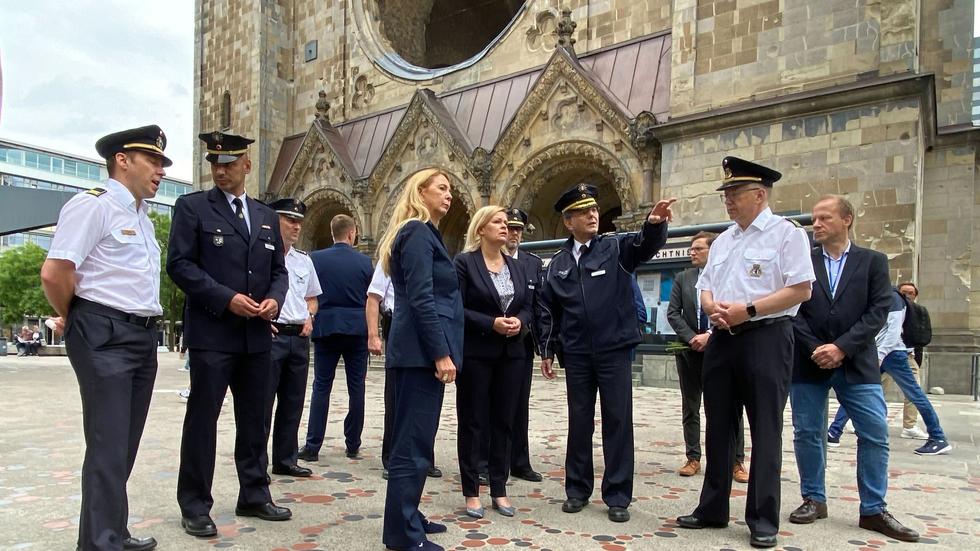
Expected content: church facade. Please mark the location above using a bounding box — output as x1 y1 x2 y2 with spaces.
195 0 979 393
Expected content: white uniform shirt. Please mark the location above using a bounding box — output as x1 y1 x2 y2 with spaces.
222 189 251 231
696 207 814 320
367 262 395 313
48 179 162 316
572 239 592 264
276 247 322 324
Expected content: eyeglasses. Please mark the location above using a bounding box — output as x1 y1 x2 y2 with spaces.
719 187 764 203
689 246 709 253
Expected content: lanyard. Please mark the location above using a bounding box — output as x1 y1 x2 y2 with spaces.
825 251 847 297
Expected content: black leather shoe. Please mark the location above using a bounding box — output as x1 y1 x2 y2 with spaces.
477 472 489 486
676 514 728 529
123 536 157 551
750 533 778 548
297 446 318 462
181 515 217 537
562 497 587 513
859 510 919 542
235 502 292 521
511 469 543 482
345 448 361 459
272 464 313 477
789 498 828 524
608 506 630 522
422 519 447 534
427 466 443 478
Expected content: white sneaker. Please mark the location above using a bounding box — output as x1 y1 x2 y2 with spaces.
901 426 928 440
178 389 190 402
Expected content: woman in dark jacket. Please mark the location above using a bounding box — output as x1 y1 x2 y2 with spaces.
454 205 532 518
378 168 464 551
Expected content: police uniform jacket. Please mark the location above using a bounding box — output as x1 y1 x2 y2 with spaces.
793 244 892 384
538 221 667 358
387 220 464 370
166 187 288 353
514 250 544 356
454 251 533 360
310 242 373 338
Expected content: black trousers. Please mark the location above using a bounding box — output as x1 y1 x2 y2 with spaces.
563 347 634 508
381 366 396 469
264 333 310 469
382 368 444 549
456 353 525 497
177 348 273 517
65 301 157 551
675 348 745 463
694 320 794 537
509 343 536 473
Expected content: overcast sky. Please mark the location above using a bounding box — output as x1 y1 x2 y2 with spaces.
0 0 195 180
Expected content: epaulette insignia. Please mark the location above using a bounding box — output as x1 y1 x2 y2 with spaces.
85 187 107 197
525 250 542 260
787 218 803 228
295 248 308 255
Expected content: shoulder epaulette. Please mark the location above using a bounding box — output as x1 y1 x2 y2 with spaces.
524 250 542 260
786 218 803 228
294 248 308 255
184 190 205 196
600 231 616 238
85 187 107 197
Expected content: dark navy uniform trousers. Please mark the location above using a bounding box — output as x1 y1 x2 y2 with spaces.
264 331 310 469
65 298 157 551
695 319 794 537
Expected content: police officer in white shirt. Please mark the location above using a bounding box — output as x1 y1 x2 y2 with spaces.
263 198 322 478
40 125 171 551
676 157 814 550
366 262 444 480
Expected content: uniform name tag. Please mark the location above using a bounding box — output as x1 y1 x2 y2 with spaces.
120 229 137 236
265 243 275 250
591 269 606 277
528 284 535 289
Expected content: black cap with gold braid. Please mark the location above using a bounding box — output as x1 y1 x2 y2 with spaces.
95 125 173 167
199 131 255 164
716 156 781 191
506 208 528 228
554 183 599 214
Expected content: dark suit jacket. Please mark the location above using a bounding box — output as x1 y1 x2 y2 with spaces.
454 251 533 360
310 243 373 338
514 250 544 356
387 220 464 370
166 187 288 353
793 244 892 384
667 267 701 343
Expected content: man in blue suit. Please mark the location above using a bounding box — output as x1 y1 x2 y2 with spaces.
168 131 291 538
298 214 374 461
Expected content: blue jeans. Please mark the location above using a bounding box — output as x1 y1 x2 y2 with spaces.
828 350 946 441
791 369 889 516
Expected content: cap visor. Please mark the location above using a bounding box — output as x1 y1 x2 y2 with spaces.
206 153 241 164
277 211 304 220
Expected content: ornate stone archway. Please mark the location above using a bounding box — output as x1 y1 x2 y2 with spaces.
298 187 361 251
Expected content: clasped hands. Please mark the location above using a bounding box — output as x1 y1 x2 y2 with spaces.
707 302 751 331
812 343 845 370
492 316 521 337
229 293 278 320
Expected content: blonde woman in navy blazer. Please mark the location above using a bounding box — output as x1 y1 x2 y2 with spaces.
377 168 464 551
454 206 533 519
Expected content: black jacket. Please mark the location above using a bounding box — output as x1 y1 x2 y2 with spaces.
538 221 667 358
454 251 533 360
793 244 892 384
166 187 288 353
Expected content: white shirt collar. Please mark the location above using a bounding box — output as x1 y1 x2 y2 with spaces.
749 206 774 231
104 178 143 211
222 189 247 204
822 240 851 261
509 248 519 259
573 239 591 255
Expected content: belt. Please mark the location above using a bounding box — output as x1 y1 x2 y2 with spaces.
273 322 306 337
72 297 159 329
726 315 791 336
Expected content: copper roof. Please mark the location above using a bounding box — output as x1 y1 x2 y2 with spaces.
269 32 671 191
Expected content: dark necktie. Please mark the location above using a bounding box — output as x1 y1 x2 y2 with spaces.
232 198 249 236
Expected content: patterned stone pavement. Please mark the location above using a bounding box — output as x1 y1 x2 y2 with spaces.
0 352 977 550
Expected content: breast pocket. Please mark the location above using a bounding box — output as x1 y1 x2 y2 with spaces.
743 248 777 279
202 220 235 247
258 229 276 252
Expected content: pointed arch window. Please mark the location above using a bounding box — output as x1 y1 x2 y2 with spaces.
221 91 231 130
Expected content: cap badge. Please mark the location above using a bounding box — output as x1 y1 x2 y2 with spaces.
577 184 587 192
212 131 222 143
155 135 164 150
724 167 733 178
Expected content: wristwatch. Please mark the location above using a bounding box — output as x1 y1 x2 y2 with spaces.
746 302 757 319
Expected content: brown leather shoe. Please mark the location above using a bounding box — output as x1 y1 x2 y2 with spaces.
678 459 701 477
733 462 749 483
859 510 919 542
788 499 828 524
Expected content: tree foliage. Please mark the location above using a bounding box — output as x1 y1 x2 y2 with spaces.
150 211 184 350
0 243 52 326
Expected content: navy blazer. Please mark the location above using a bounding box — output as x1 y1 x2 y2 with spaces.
514 250 544 356
166 187 288 353
310 243 373 338
793 244 892 384
387 221 464 370
454 251 533 360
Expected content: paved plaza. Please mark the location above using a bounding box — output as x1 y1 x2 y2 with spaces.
0 352 977 550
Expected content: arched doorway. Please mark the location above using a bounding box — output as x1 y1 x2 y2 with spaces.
299 189 360 252
524 169 623 241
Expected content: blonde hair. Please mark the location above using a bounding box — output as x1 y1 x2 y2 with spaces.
463 205 507 252
377 168 451 275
